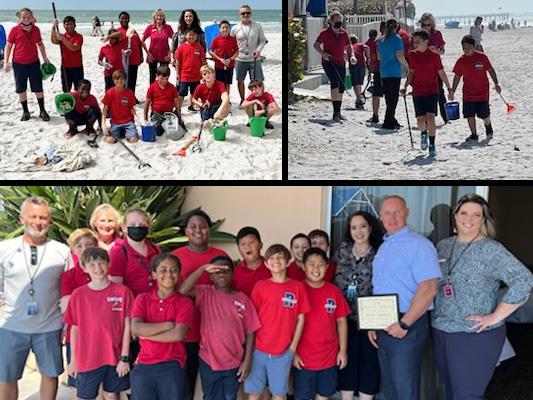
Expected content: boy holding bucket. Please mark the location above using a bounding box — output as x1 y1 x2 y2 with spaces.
3 8 51 121
449 35 501 142
63 79 101 138
242 80 280 129
144 65 186 136
401 29 451 156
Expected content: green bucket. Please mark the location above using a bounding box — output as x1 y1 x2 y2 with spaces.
249 116 267 137
41 62 57 81
54 93 76 115
344 74 352 89
211 120 228 141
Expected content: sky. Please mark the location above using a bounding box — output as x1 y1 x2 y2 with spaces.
413 0 533 17
4 0 281 10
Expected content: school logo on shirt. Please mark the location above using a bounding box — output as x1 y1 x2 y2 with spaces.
281 292 297 308
194 49 201 57
107 296 124 311
234 300 246 318
474 61 484 70
324 298 337 313
121 97 129 106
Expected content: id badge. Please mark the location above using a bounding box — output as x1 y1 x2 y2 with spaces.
346 284 357 300
27 301 39 316
443 283 454 298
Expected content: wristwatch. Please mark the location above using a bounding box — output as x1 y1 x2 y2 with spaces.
398 320 411 331
119 355 130 363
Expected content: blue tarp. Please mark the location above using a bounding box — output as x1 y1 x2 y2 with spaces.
205 22 236 51
306 0 327 17
0 24 6 50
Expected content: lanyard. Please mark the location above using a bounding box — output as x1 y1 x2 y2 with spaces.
446 233 480 281
22 237 48 298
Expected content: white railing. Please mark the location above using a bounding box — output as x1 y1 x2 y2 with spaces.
345 14 389 25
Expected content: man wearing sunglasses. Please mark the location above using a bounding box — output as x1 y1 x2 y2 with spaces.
0 196 72 400
231 4 268 105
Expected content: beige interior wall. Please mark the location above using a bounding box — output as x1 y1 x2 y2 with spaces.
183 186 326 260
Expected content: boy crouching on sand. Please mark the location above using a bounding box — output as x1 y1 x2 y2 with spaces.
242 80 280 129
244 244 311 400
102 70 138 144
64 247 134 400
192 65 231 129
64 79 101 138
402 29 451 156
449 34 501 142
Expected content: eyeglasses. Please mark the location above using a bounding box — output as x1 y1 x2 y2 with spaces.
241 12 251 16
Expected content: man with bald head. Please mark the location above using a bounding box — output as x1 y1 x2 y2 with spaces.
368 195 441 400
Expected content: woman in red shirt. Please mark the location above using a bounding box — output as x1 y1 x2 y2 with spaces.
89 203 123 252
142 9 174 84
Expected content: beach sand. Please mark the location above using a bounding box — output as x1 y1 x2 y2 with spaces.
289 26 533 180
0 24 282 180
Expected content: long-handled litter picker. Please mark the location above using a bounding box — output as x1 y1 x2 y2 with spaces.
402 91 414 148
117 138 151 168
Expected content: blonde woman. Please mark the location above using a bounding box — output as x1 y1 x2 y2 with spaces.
419 12 449 124
142 9 174 83
89 203 123 251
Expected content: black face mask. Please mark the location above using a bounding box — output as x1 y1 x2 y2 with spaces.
127 227 149 242
21 22 33 27
333 21 342 29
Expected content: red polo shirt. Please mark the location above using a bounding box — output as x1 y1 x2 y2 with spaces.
452 51 493 102
98 42 124 77
175 41 205 82
210 34 238 69
245 91 276 109
232 259 272 297
7 24 42 64
193 81 226 106
142 23 173 62
71 91 99 114
108 240 161 297
315 27 350 65
131 290 193 366
61 260 92 343
408 48 444 97
146 81 178 113
101 87 136 125
60 31 83 68
287 261 306 281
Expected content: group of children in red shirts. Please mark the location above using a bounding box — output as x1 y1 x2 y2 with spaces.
4 8 280 143
59 209 349 400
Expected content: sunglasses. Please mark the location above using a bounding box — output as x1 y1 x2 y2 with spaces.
241 12 251 16
422 23 432 27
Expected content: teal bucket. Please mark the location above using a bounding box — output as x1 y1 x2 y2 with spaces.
141 124 157 142
445 101 460 120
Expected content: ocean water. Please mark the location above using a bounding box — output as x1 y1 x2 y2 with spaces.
0 9 281 33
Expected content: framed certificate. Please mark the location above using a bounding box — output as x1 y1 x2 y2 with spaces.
356 294 400 330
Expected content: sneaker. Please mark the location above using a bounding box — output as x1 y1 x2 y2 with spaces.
265 120 274 129
188 105 197 113
466 134 479 142
355 100 365 110
339 114 347 121
486 132 494 141
428 144 437 156
420 132 428 150
485 125 494 140
20 111 31 121
39 110 50 121
366 115 379 123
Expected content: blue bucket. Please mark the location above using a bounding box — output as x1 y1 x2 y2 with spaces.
141 124 157 142
445 101 460 120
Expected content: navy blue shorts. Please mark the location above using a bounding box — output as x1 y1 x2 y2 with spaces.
178 81 200 97
372 71 384 97
76 365 130 399
413 94 439 117
65 343 77 388
13 61 43 93
293 365 337 400
215 68 234 85
463 101 490 119
349 64 366 86
131 361 186 400
322 61 345 93
62 66 84 92
65 107 101 126
200 104 221 122
199 357 240 400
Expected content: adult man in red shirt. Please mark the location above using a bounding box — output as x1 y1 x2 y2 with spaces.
314 11 357 122
402 29 451 157
449 34 501 142
51 16 84 92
